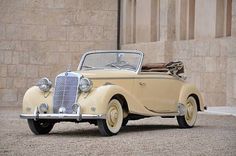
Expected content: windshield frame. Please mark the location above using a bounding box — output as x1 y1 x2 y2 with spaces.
78 50 144 73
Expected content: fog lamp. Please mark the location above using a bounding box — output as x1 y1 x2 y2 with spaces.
72 104 79 113
39 103 48 113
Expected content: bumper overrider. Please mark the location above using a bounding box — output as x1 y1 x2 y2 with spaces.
20 107 106 121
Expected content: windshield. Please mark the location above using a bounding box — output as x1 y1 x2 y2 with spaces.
80 52 142 72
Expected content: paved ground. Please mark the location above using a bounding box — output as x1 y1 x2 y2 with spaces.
0 107 236 156
204 107 236 116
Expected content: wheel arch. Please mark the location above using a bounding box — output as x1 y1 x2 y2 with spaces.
111 94 129 114
178 84 204 111
79 85 133 115
188 94 200 111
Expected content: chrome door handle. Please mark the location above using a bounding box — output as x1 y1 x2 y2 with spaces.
139 82 146 86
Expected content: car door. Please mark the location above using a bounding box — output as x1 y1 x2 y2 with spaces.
134 74 184 113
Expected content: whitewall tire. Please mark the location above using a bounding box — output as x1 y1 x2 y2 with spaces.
98 99 123 136
177 96 198 128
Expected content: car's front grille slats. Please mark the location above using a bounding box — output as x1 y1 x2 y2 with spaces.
53 72 80 114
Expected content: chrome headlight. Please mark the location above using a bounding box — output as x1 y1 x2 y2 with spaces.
37 77 52 92
79 77 93 92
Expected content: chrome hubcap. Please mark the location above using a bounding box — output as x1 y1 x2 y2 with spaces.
185 97 197 126
186 101 193 121
106 99 123 133
108 105 119 127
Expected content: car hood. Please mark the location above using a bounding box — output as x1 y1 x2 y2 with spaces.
75 70 137 79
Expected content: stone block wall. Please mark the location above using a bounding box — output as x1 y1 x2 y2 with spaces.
232 0 236 36
171 37 236 106
0 0 118 106
122 41 166 63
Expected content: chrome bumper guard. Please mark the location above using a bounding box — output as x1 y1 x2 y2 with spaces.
20 107 105 121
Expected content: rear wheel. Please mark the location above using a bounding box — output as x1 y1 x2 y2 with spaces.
27 119 54 135
177 96 198 128
98 99 123 136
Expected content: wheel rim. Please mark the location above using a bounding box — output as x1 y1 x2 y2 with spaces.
106 99 123 133
185 97 197 126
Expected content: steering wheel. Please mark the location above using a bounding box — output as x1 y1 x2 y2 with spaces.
119 63 136 70
105 63 120 69
106 61 136 70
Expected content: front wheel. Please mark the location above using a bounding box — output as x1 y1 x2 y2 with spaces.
27 119 54 135
177 96 198 128
98 99 123 136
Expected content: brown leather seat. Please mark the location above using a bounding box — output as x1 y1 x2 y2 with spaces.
141 63 168 72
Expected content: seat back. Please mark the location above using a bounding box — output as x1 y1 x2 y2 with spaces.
141 63 168 72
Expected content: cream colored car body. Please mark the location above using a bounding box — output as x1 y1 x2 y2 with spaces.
22 55 204 119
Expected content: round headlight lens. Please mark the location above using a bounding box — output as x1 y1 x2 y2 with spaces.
37 77 52 92
79 77 93 92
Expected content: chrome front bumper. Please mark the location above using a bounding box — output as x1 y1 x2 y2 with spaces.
20 105 106 121
20 113 106 121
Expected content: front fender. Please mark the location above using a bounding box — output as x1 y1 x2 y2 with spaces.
78 85 130 115
22 86 54 114
178 84 204 111
78 84 157 116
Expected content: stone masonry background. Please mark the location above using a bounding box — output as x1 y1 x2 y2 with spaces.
0 0 236 107
0 0 118 106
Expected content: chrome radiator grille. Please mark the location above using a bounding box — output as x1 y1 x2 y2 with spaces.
53 72 80 114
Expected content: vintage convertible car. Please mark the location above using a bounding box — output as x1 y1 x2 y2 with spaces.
20 50 205 136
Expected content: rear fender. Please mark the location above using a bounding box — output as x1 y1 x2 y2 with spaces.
178 84 204 111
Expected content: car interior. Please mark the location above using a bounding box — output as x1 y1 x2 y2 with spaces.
141 61 184 76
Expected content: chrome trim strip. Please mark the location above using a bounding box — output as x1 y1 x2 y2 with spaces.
20 114 106 120
142 103 186 116
144 106 179 116
90 77 177 80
